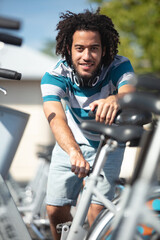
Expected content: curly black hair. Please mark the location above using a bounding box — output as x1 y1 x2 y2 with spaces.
56 8 120 67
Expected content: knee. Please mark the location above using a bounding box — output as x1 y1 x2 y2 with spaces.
46 205 60 221
89 203 104 213
46 204 72 224
88 204 104 226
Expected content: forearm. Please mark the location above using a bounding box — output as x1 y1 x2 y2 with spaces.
50 117 81 156
50 118 90 177
43 101 80 155
43 101 90 178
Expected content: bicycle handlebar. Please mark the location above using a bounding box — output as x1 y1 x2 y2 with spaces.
132 74 160 91
0 16 21 30
88 107 152 126
0 32 22 46
0 68 21 80
119 92 160 115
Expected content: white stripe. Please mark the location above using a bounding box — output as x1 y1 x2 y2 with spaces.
49 61 72 78
117 72 135 87
41 84 66 98
68 84 111 109
66 110 100 143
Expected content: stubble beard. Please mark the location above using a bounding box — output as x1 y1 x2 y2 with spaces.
72 61 102 83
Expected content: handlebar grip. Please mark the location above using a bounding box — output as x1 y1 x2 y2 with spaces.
0 33 22 46
0 68 21 80
88 107 122 123
88 107 151 126
131 74 160 91
0 16 21 30
88 107 98 118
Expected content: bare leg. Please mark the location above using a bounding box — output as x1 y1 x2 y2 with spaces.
47 204 72 240
87 203 104 226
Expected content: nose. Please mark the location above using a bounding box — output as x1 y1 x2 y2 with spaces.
83 48 91 61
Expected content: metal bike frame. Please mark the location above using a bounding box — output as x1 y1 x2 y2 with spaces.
61 138 119 240
110 117 160 240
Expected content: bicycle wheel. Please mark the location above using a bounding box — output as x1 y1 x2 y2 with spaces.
86 197 120 240
86 188 160 240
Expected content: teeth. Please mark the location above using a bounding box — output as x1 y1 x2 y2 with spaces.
79 63 93 67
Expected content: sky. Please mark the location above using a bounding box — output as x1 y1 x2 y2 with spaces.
0 0 99 51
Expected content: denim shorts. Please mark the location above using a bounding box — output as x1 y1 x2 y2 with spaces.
46 143 124 206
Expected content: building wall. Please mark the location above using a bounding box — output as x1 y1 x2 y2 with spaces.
0 79 55 181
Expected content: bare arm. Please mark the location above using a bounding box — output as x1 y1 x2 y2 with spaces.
89 84 135 125
43 101 90 178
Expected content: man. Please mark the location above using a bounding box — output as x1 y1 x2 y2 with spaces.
41 8 135 240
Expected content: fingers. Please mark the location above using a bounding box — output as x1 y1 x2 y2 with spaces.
108 108 118 125
92 97 119 125
95 103 104 122
89 102 97 112
71 159 90 178
95 103 116 124
104 105 119 125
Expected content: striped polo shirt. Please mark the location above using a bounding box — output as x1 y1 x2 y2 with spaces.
41 55 134 148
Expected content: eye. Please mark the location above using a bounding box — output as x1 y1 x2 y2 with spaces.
91 46 99 51
75 46 84 52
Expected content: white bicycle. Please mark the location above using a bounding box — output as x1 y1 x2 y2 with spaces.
82 79 160 240
58 107 152 240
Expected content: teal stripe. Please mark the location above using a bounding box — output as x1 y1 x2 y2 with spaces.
67 106 95 121
41 72 53 84
41 72 67 93
118 80 129 89
71 108 91 119
66 107 80 124
43 95 61 102
111 61 134 86
64 97 69 102
87 139 99 148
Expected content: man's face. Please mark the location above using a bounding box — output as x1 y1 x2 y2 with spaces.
70 30 105 80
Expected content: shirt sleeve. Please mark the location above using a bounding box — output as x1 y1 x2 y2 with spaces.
111 59 135 89
41 72 67 102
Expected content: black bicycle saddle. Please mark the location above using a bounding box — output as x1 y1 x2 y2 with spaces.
81 122 144 144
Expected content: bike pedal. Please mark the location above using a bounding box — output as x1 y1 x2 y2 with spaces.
56 221 72 234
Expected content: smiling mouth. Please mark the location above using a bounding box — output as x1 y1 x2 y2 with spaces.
80 62 93 66
79 62 94 70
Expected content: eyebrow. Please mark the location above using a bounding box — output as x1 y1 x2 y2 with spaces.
74 44 101 47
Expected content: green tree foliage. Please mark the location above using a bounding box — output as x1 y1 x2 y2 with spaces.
90 0 160 73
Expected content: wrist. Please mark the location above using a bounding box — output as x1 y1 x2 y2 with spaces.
68 146 82 157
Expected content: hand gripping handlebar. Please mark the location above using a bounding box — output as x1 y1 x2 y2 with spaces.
88 107 152 126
